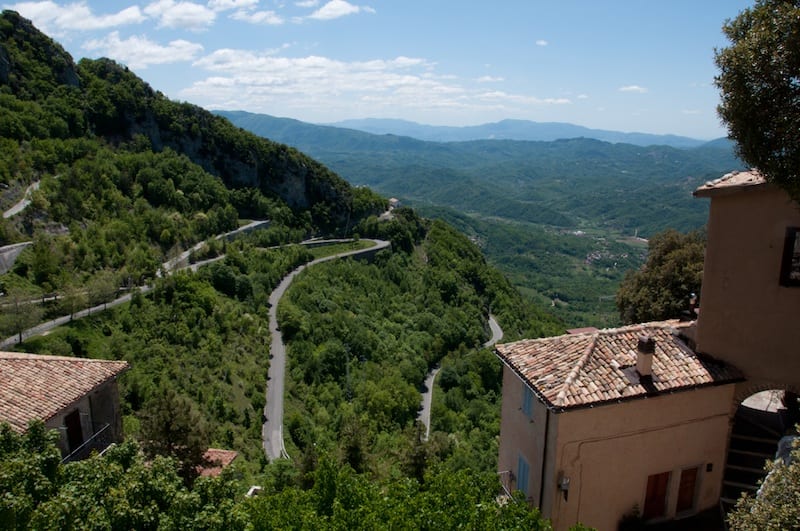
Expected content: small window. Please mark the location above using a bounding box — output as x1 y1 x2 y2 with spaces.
780 227 800 287
517 455 530 497
521 384 533 418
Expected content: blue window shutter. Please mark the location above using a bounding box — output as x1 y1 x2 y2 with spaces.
517 455 530 497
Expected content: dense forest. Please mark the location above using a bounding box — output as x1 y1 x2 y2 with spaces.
220 110 744 326
0 10 576 528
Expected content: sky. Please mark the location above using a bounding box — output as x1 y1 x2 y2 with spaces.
4 0 755 139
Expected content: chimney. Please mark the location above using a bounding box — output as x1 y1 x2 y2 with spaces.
636 335 655 378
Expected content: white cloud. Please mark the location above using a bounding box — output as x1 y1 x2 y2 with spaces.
144 0 216 30
577 93 589 99
83 31 203 69
186 49 569 121
207 0 258 11
619 85 648 93
5 1 144 34
231 9 284 24
535 39 548 47
476 75 503 83
477 90 570 105
308 0 373 20
295 0 319 6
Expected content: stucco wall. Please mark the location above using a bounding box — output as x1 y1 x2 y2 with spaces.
497 364 557 506
695 186 800 388
548 384 735 531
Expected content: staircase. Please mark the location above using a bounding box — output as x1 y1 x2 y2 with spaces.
720 405 784 515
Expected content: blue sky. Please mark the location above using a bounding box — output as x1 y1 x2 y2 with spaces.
5 0 754 139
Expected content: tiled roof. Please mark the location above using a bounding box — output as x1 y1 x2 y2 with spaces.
0 352 128 432
199 448 238 477
495 321 742 411
694 169 766 197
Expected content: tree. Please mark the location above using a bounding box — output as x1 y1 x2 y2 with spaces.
728 436 800 530
616 229 705 324
139 385 210 485
0 287 44 342
715 0 800 201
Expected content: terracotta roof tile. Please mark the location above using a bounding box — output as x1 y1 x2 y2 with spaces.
495 321 742 411
694 169 766 197
0 352 129 432
199 448 238 477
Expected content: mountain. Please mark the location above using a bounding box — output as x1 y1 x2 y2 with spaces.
0 10 373 231
217 110 744 237
327 117 713 148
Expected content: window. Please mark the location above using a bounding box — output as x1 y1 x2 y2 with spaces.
517 455 530 497
780 227 800 287
521 384 533 418
643 471 671 520
676 467 699 514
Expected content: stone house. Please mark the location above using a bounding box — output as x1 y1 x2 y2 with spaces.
0 351 128 462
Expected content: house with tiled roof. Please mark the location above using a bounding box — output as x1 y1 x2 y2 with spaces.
0 352 129 462
496 321 742 530
496 169 800 530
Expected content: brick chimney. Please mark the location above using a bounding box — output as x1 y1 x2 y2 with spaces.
636 335 655 378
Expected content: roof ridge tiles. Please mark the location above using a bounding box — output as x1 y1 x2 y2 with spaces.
555 335 597 406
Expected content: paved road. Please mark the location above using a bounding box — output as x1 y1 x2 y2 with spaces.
0 221 270 347
418 367 440 442
262 239 390 461
417 314 503 442
484 314 504 348
3 181 40 219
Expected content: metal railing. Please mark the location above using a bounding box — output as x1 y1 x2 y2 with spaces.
61 423 113 464
498 470 514 498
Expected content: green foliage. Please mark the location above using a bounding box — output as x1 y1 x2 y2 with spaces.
728 437 800 530
0 423 248 531
279 218 559 479
715 0 800 201
615 229 705 324
140 385 210 485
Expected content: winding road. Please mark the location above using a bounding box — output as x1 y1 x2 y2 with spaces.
416 314 503 442
0 221 270 348
262 239 391 461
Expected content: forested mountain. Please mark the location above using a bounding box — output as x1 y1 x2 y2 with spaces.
0 10 379 233
328 117 714 147
0 11 568 528
217 110 742 236
218 111 743 327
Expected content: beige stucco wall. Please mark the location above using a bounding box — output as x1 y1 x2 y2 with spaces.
497 364 558 506
499 364 736 531
549 384 735 531
695 185 800 388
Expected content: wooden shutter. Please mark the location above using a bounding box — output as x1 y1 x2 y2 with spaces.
643 471 671 520
676 467 698 513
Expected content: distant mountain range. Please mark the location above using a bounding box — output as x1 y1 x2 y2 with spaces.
216 110 743 236
325 118 728 149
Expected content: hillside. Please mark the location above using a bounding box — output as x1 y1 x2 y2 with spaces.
217 110 743 236
0 10 564 525
217 110 743 326
0 10 379 233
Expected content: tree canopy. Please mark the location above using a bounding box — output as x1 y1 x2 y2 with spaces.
615 229 705 324
728 436 800 530
715 0 800 201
